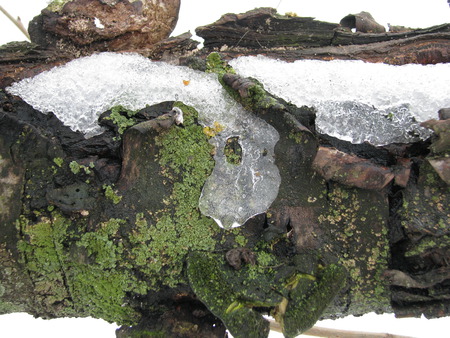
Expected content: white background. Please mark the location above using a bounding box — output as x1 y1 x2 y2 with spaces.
1 0 449 337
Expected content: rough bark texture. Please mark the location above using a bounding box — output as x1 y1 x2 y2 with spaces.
195 7 450 65
1 6 449 338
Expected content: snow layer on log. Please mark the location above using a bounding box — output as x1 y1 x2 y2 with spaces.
230 55 450 145
6 52 280 229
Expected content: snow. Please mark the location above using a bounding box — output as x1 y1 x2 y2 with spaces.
230 55 450 145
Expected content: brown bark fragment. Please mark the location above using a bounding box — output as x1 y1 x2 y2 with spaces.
312 147 394 190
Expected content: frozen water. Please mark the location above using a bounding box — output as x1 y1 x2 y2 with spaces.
199 124 280 229
315 101 432 144
230 55 450 145
6 52 280 229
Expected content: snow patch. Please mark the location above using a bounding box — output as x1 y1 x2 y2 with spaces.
230 55 450 145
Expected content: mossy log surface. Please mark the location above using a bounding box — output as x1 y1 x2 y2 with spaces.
1 6 450 338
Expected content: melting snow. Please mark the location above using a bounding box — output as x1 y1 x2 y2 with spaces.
230 55 450 145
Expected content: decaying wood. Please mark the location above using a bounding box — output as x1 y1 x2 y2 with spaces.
196 7 450 64
0 5 449 338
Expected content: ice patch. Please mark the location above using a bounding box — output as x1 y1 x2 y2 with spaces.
230 55 450 145
6 52 280 229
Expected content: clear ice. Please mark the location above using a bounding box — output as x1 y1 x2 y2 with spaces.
6 52 280 229
230 55 450 146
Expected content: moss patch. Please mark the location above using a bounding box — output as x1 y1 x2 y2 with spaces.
283 264 347 337
187 250 346 338
206 52 235 76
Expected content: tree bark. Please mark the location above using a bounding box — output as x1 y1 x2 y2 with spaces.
1 7 449 338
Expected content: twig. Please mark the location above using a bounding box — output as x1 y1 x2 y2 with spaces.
276 0 282 10
0 5 31 41
269 319 414 338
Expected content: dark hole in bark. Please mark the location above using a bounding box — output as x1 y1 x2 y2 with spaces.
224 136 242 165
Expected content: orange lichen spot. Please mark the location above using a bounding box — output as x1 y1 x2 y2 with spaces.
183 80 190 86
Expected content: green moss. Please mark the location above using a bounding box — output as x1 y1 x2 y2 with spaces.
282 264 347 337
224 136 243 165
205 52 282 112
187 252 271 338
187 250 346 338
103 184 122 204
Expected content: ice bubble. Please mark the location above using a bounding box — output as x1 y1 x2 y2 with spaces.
230 55 450 145
6 52 280 229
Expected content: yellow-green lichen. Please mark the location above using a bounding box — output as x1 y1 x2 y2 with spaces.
69 161 93 175
16 213 142 324
103 184 122 204
53 157 63 167
104 105 139 136
126 103 218 288
400 161 449 237
405 235 450 257
46 0 71 12
318 186 390 314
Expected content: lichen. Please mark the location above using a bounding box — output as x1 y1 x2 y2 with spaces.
318 185 391 314
203 121 225 137
103 184 122 204
69 161 93 175
46 0 72 12
405 235 450 257
126 103 218 287
16 213 142 324
104 105 139 136
400 160 449 237
53 157 63 168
